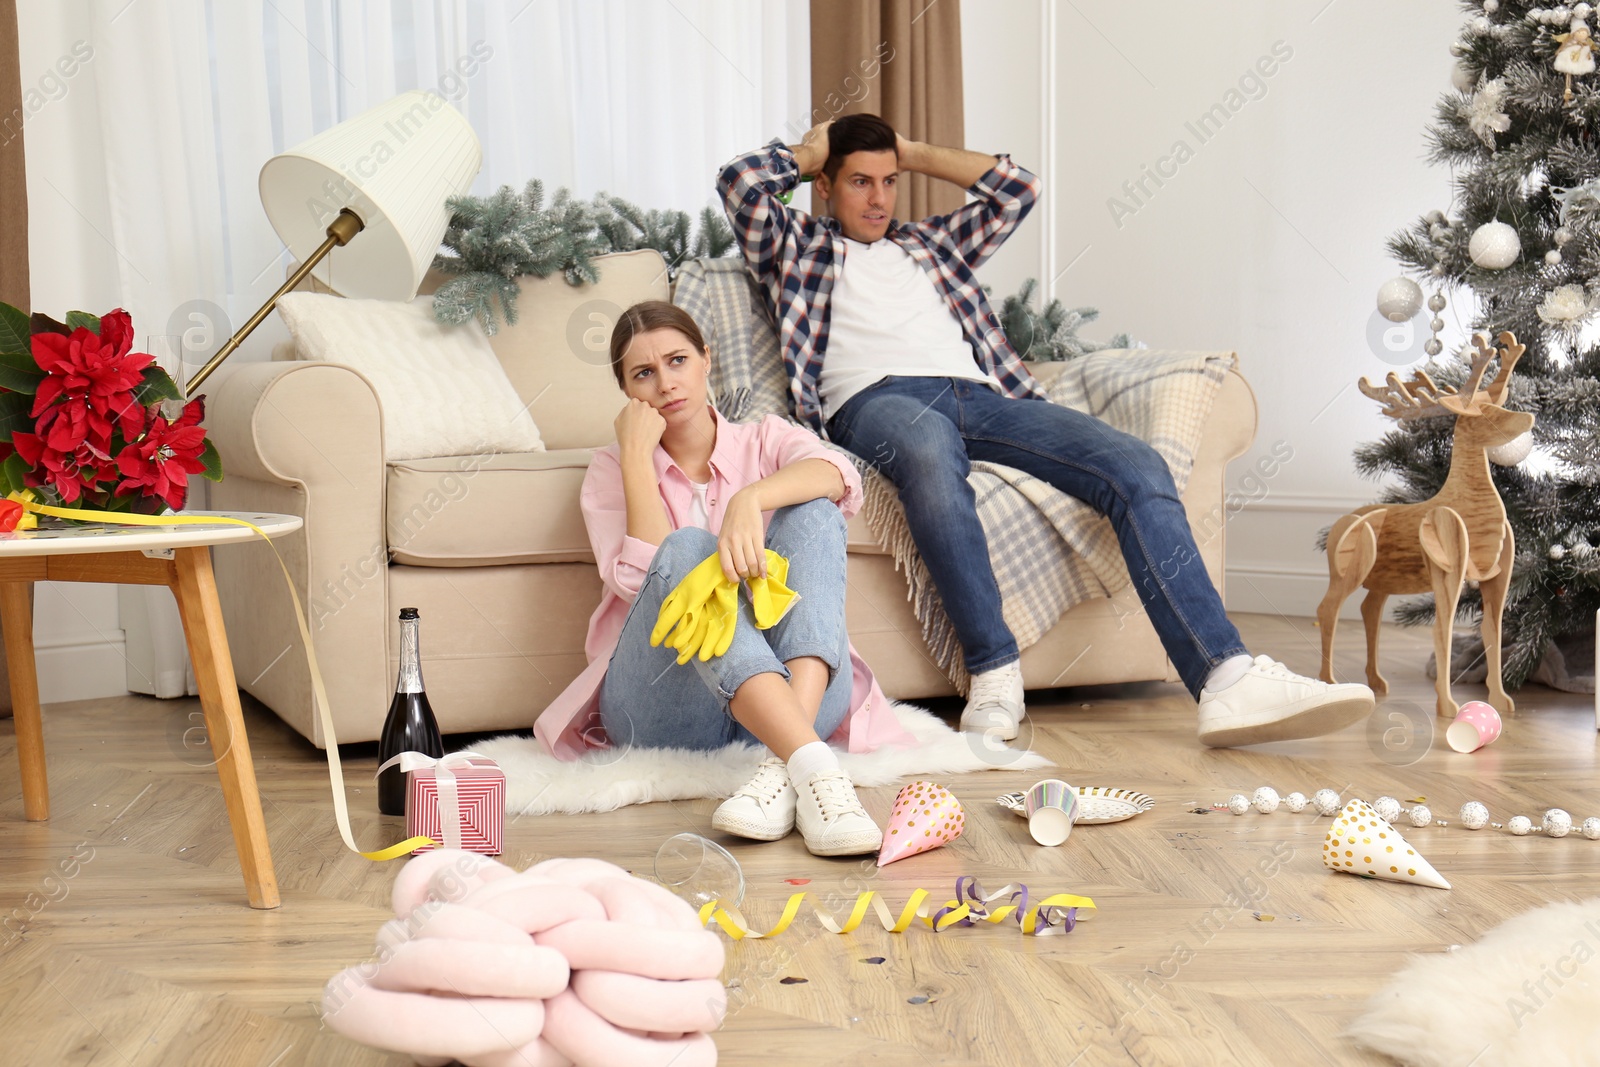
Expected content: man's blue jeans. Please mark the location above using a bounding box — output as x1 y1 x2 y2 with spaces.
827 376 1247 697
599 499 853 751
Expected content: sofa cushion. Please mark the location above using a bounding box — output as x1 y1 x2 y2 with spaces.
275 292 544 461
388 449 597 567
479 249 671 451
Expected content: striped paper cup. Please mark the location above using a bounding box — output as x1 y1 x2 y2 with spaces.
1024 778 1080 846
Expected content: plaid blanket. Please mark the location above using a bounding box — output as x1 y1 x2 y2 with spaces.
674 258 1234 693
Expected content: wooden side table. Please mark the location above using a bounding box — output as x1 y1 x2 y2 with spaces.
1 512 303 910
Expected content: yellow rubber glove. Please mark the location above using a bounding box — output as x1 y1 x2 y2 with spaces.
651 553 729 650
696 579 741 661
662 600 713 664
748 549 800 629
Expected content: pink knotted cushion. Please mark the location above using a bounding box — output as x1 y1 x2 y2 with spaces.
368 937 569 999
541 988 718 1067
321 975 545 1059
535 919 725 980
570 969 727 1033
322 850 728 1065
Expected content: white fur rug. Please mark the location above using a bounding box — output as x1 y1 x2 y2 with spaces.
1346 896 1600 1066
465 702 1051 815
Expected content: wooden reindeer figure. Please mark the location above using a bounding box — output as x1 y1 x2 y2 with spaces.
1318 331 1534 719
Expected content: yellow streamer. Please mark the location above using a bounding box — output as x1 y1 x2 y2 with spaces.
696 888 1095 939
17 500 432 861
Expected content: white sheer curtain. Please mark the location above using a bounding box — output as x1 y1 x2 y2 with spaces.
19 0 810 702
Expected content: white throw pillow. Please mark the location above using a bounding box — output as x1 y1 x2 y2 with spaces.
275 293 544 460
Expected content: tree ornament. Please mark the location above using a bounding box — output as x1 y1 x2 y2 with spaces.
1460 801 1491 829
1508 815 1533 835
1227 793 1251 815
1487 429 1534 466
1428 293 1448 313
1424 339 1445 356
1485 0 1500 11
1550 543 1566 559
1426 210 1447 225
1537 283 1599 324
1461 79 1512 148
1553 17 1596 103
1468 220 1521 268
1543 808 1574 837
1546 249 1563 264
1578 3 1593 17
1376 277 1425 322
1452 61 1478 92
1252 786 1281 814
1284 791 1308 813
1555 226 1574 245
1374 796 1403 821
1312 788 1342 816
1583 817 1600 839
1408 804 1434 827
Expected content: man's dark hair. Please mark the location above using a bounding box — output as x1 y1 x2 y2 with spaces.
822 113 897 181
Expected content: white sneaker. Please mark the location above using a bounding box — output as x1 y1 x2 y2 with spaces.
794 770 882 857
711 756 796 841
1196 655 1375 748
959 661 1025 741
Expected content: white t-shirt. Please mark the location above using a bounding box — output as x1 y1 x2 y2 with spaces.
685 479 712 530
819 236 995 421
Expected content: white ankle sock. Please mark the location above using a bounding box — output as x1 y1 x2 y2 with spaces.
785 740 838 788
1203 653 1255 694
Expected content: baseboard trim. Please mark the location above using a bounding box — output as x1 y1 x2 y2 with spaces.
35 640 131 704
1226 565 1400 622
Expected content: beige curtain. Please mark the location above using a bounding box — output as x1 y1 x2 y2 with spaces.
810 0 965 221
0 0 22 716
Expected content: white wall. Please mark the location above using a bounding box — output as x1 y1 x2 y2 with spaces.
964 0 1469 618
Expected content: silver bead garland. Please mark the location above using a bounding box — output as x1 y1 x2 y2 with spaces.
1208 788 1600 841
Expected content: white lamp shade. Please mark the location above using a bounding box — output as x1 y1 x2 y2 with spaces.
259 90 482 301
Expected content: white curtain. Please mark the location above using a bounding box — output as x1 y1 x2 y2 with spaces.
20 0 810 701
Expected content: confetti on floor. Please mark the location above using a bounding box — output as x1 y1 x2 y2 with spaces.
783 878 811 885
860 956 886 965
779 976 808 985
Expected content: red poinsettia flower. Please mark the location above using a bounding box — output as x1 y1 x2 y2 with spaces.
30 317 152 443
11 430 117 504
114 398 207 511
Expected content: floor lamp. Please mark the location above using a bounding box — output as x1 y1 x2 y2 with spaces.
185 89 482 394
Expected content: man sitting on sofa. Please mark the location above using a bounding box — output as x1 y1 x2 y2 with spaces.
716 113 1375 748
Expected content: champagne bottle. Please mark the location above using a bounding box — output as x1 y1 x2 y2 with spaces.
377 607 443 816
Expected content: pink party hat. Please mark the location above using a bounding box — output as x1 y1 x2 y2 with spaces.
877 780 965 867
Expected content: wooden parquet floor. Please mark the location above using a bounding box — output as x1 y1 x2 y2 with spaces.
1 613 1596 1066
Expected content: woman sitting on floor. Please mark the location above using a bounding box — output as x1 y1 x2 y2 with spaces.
534 300 909 857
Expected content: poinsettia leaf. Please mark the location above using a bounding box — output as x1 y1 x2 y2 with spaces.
64 310 100 334
1 451 26 495
29 313 70 337
0 389 32 442
135 365 183 405
198 437 224 482
0 302 30 355
0 351 43 394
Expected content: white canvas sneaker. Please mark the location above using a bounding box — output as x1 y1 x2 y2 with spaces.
794 770 883 857
959 661 1025 741
1196 655 1375 748
711 756 796 841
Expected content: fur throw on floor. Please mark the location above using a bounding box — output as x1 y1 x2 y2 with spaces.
466 703 1051 815
1346 896 1600 1066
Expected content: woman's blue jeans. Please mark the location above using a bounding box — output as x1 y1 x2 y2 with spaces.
827 376 1246 698
599 499 853 751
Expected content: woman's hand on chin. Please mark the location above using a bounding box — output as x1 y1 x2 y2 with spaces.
717 488 767 583
615 398 666 459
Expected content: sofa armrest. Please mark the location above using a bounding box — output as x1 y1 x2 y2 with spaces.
208 361 389 748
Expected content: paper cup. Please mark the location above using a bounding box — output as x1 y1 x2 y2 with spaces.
1024 779 1080 846
1446 700 1502 754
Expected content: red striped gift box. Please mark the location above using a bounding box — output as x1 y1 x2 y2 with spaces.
405 756 504 855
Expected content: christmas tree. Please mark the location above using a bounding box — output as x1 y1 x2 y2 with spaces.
1357 0 1599 686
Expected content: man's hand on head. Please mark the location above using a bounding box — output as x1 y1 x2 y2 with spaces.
791 119 834 178
894 131 919 171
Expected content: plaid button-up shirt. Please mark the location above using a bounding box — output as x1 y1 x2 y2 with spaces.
716 140 1047 435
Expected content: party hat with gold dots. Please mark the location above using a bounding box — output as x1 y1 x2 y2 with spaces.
877 780 965 866
1323 797 1450 890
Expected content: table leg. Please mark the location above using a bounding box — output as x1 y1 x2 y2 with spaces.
0 582 46 821
170 547 281 910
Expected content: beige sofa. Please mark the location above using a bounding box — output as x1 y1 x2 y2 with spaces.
209 249 1257 748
